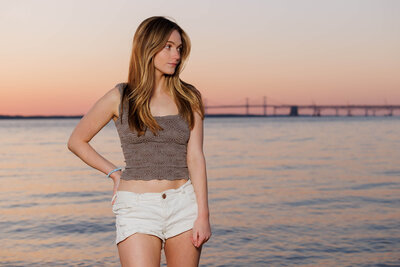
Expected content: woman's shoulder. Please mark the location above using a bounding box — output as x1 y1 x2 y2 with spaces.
115 82 128 87
110 83 129 101
109 83 128 120
114 82 128 92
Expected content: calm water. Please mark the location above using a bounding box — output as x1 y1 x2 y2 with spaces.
0 116 399 267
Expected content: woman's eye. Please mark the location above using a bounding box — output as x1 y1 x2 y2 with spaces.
165 44 182 52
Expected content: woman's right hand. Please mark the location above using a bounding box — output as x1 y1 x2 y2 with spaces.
110 173 121 205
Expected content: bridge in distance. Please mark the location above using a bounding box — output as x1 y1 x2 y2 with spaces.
204 97 400 117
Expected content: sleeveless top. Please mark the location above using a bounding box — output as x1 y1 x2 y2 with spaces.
113 83 190 181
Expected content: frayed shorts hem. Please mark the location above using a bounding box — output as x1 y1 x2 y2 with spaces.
115 221 195 249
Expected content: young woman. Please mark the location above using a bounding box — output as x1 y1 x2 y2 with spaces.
67 16 211 266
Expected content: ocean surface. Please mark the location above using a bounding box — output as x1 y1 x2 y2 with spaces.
0 116 399 267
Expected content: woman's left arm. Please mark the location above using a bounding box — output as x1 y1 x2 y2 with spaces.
187 111 209 218
187 111 211 247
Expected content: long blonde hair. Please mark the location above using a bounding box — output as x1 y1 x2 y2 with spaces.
119 16 204 137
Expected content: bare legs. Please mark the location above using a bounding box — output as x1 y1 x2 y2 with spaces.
117 233 162 267
164 229 202 267
117 229 202 267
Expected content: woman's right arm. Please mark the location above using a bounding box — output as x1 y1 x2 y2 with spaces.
67 85 122 180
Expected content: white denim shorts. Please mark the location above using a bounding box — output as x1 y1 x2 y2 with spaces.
111 179 198 249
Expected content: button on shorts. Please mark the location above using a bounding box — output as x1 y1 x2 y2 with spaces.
112 178 198 249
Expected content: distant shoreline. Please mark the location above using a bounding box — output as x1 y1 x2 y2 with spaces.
0 114 396 119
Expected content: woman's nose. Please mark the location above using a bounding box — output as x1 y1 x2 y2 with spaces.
172 50 181 61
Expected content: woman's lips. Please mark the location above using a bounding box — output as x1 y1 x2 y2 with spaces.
168 63 177 66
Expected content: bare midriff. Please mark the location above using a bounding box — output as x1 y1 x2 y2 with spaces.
117 178 188 193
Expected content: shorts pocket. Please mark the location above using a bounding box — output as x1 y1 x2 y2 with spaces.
186 187 197 202
112 200 138 215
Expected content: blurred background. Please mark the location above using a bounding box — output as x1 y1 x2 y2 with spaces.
1 0 399 116
1 0 399 266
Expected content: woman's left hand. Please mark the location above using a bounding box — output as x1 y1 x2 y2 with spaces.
190 216 212 248
110 173 121 205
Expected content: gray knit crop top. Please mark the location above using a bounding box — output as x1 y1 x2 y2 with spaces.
113 83 190 181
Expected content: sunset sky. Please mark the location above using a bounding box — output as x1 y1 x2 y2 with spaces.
1 0 399 116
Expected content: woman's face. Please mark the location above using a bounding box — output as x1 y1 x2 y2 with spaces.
154 29 182 76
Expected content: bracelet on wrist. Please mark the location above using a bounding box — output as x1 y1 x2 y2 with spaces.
107 167 122 178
